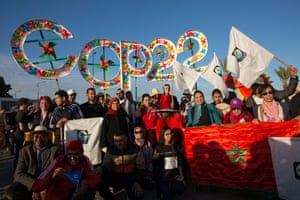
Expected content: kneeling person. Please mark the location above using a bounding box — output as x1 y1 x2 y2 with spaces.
32 140 100 200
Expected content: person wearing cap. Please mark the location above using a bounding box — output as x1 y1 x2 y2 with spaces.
6 125 61 200
223 97 254 124
32 140 100 200
187 90 221 127
67 89 79 105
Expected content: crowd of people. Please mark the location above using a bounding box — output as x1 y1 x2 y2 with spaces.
0 66 300 200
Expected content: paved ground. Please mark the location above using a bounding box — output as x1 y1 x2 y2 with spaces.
0 150 276 200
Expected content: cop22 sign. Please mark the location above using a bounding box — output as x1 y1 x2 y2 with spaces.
10 19 208 90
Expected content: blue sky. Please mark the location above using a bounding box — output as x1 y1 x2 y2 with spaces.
0 0 299 103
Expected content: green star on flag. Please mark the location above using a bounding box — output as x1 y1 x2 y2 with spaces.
226 143 249 166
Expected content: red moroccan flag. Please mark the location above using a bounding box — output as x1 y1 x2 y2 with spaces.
183 120 299 192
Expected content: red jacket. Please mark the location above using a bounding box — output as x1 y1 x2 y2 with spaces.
156 113 183 144
32 154 100 200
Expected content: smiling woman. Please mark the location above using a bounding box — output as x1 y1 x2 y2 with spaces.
256 84 286 122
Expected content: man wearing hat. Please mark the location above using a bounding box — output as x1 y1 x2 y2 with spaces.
67 89 79 105
6 125 61 200
32 140 100 200
150 88 160 107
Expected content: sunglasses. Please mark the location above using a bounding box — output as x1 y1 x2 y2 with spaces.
135 130 143 134
262 91 273 96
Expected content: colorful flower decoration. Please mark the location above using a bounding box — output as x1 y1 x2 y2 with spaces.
132 51 143 63
155 47 168 60
147 38 177 81
10 19 78 79
39 42 56 59
79 39 120 89
99 54 114 72
185 39 194 50
121 41 152 90
177 30 208 72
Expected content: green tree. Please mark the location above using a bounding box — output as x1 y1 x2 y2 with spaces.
0 76 12 97
274 66 290 89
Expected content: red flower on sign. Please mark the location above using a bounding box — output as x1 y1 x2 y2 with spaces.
39 42 56 59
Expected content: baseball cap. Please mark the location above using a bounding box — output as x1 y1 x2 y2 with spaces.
67 89 76 95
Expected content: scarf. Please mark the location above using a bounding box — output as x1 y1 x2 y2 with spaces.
262 100 280 122
229 111 246 123
106 97 121 115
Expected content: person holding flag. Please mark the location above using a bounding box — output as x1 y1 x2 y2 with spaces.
32 140 100 200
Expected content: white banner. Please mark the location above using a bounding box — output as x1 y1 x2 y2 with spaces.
64 117 103 165
268 137 300 200
173 60 201 92
202 52 228 98
227 27 274 88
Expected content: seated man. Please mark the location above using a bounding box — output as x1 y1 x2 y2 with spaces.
96 131 145 200
5 125 61 200
32 140 100 200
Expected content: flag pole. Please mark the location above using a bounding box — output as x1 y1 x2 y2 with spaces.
274 55 292 69
60 127 64 154
171 67 175 109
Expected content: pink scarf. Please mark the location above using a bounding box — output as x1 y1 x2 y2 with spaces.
262 100 280 122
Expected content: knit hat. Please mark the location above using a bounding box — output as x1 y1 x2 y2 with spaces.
230 97 243 109
66 140 83 151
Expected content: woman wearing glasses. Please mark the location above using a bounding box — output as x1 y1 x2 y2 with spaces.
255 84 286 122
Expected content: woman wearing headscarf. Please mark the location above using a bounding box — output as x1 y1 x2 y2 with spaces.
100 97 130 152
187 90 221 127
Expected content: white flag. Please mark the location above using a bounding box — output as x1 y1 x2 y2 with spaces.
268 137 300 200
173 60 200 92
202 52 228 98
227 27 274 88
64 117 103 165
